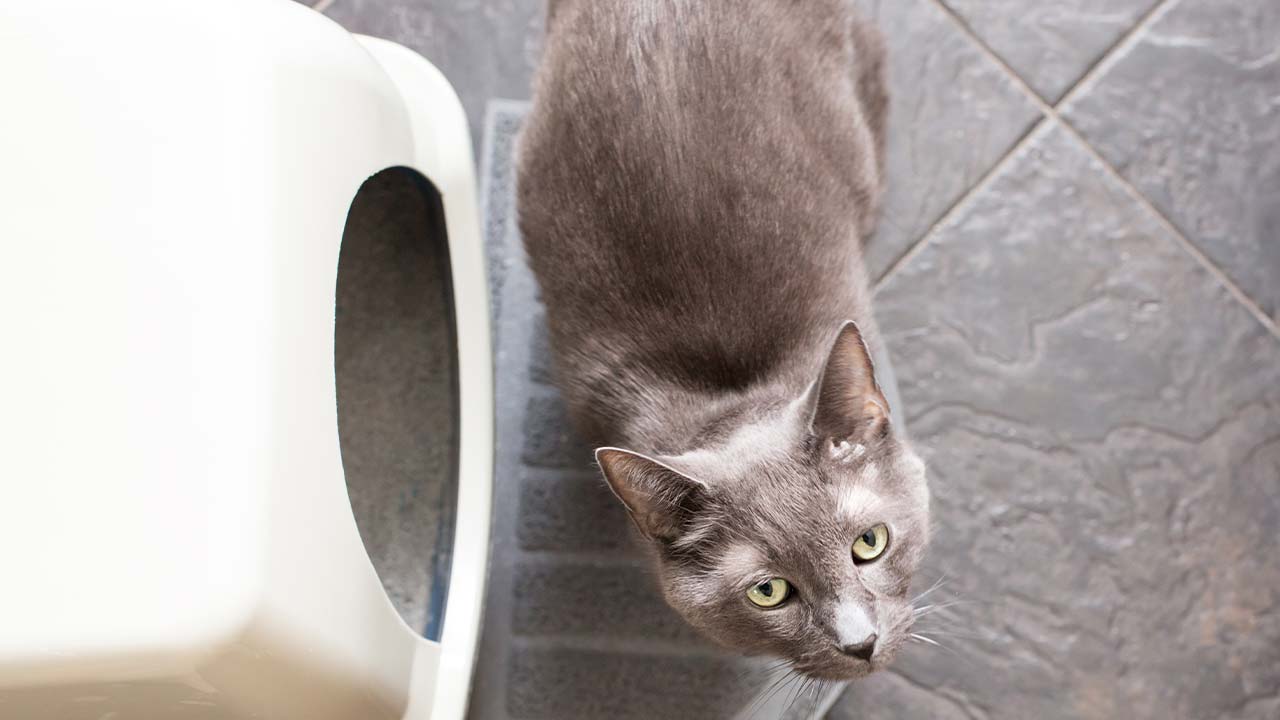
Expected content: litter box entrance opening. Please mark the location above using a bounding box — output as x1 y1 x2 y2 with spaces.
334 166 459 641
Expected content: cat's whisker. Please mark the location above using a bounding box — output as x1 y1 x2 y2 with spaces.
911 574 950 605
805 678 822 714
909 631 967 658
744 668 800 720
804 678 831 720
914 598 966 613
909 632 944 648
782 675 816 719
780 679 804 718
770 672 805 719
912 598 972 620
760 669 795 700
809 679 830 720
740 657 791 682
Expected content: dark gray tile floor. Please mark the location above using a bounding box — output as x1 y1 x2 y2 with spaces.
311 0 1280 717
1063 0 1280 325
860 120 1280 720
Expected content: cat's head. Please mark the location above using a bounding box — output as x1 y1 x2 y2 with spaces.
596 321 930 679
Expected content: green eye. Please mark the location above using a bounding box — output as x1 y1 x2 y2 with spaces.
746 578 791 608
852 524 889 563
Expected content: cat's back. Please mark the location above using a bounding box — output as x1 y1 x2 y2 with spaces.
519 0 886 438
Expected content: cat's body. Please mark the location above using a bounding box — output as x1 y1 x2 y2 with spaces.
522 0 887 450
519 0 930 680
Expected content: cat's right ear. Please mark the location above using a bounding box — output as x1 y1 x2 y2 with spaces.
807 320 890 444
596 447 707 542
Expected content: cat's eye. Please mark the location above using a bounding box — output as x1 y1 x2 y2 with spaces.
746 578 791 608
852 524 889 563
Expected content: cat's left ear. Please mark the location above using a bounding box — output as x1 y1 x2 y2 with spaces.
807 320 890 444
596 447 708 543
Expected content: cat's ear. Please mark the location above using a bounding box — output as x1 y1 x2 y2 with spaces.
808 321 890 443
596 447 707 542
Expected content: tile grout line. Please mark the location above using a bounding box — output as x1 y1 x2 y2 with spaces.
1048 0 1279 339
931 0 1179 110
876 0 1180 295
873 115 1049 291
1060 123 1280 339
1042 5 1278 339
871 0 1071 291
897 0 1278 340
1056 0 1180 108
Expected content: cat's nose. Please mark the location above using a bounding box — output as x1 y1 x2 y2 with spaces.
839 634 877 661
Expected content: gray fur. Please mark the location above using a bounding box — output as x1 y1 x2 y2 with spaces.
518 0 929 679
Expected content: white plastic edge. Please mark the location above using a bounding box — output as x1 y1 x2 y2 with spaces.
354 36 494 720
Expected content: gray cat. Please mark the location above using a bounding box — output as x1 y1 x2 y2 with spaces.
517 0 930 680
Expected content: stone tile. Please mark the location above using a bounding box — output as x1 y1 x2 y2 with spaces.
940 0 1160 102
512 563 705 642
1064 0 1280 323
520 392 595 469
850 121 1280 719
324 0 544 146
853 0 1042 280
507 647 759 720
517 471 638 552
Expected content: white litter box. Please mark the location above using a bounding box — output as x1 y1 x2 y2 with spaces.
0 1 493 718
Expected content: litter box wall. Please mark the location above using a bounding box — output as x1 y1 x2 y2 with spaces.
0 2 491 718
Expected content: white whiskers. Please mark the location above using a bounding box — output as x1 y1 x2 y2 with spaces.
911 574 950 606
909 632 944 648
906 572 983 658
